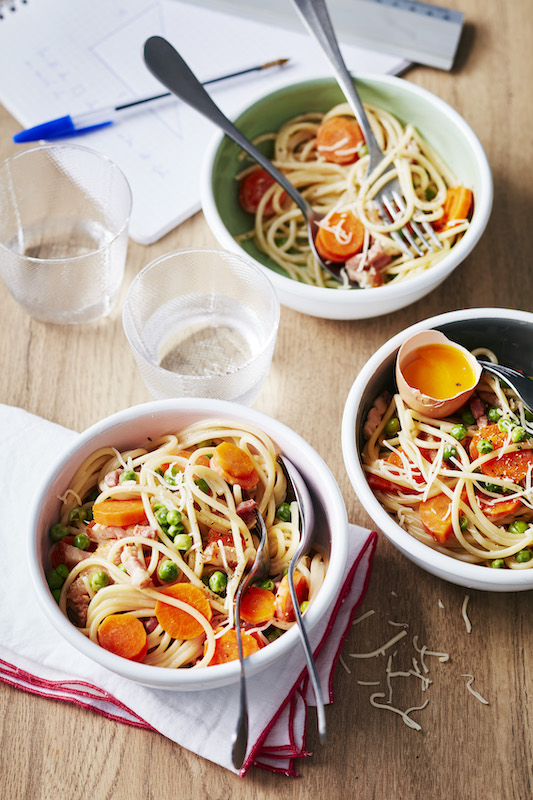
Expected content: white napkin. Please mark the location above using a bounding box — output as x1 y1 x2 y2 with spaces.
0 403 377 776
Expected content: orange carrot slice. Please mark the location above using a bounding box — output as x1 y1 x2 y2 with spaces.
155 583 212 640
315 211 365 263
434 186 473 231
211 442 259 490
240 586 275 625
274 571 308 622
419 493 456 543
97 614 148 662
92 499 148 527
239 168 286 217
477 495 523 519
206 628 261 665
315 116 363 165
470 424 533 482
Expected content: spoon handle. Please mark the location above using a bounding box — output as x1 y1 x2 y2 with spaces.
143 36 311 216
290 0 382 161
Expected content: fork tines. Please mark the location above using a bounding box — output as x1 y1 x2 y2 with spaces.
379 190 443 259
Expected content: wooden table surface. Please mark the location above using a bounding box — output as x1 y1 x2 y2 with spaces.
2 0 533 796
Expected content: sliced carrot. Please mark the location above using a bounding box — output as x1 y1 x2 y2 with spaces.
274 571 308 622
211 442 259 490
434 186 473 231
367 449 423 495
240 586 276 625
155 583 212 640
239 168 286 217
477 494 523 519
315 211 365 263
470 424 533 482
315 116 364 165
92 498 148 527
206 628 260 665
97 614 148 662
419 492 459 543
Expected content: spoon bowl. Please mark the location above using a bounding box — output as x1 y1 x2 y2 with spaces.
142 35 349 286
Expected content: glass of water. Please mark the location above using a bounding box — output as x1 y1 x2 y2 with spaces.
0 144 131 324
122 248 280 405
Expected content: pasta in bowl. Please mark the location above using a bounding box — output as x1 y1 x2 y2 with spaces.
202 76 492 320
342 308 533 592
29 399 348 690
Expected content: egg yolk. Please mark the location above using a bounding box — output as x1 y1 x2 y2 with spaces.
401 343 476 400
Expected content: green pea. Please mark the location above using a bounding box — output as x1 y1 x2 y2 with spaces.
524 409 533 422
73 533 90 551
195 477 210 494
385 418 400 436
509 520 529 534
516 549 533 564
277 502 292 522
119 469 138 483
209 571 228 594
196 440 213 448
69 506 88 522
49 522 69 542
264 626 284 642
490 559 505 569
443 444 457 461
450 424 467 441
52 588 62 602
157 560 179 583
166 509 182 526
55 563 69 579
166 523 185 539
484 482 502 494
174 533 192 552
155 507 168 526
498 418 514 433
425 186 437 201
89 570 109 592
258 579 275 592
358 144 369 158
511 426 527 443
300 600 309 613
164 465 180 486
201 574 210 586
461 410 476 427
459 515 469 531
155 467 164 477
478 439 494 455
487 407 503 423
46 568 65 590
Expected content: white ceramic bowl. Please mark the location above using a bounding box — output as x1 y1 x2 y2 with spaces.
28 399 348 690
201 75 493 321
342 308 533 592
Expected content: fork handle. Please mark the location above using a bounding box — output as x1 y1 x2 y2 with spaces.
143 36 312 217
291 0 382 163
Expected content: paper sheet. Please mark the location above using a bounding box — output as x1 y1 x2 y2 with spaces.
0 0 409 244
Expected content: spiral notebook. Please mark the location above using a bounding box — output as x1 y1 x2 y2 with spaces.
0 0 408 245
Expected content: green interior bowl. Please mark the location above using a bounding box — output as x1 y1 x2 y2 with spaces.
207 75 488 280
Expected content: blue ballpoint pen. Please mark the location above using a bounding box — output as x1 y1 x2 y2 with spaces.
13 58 288 143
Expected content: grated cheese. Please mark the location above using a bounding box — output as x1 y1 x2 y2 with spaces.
438 599 445 609
462 595 472 633
352 609 376 626
462 674 489 704
348 629 407 659
369 692 429 731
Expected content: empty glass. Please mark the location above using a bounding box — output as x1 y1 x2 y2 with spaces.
0 144 131 324
122 248 280 405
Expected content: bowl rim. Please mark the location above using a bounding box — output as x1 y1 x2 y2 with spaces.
28 398 349 687
341 306 533 589
201 73 493 305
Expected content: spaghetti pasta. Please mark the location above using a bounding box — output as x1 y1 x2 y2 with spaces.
237 102 473 289
362 351 533 568
46 418 327 668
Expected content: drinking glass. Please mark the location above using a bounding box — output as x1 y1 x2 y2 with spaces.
122 248 280 405
0 144 132 324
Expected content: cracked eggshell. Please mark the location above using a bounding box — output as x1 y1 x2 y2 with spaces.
395 330 482 419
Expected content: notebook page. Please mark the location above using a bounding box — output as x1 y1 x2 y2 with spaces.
0 0 408 244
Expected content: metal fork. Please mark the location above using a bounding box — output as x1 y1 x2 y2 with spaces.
232 509 271 770
291 0 443 259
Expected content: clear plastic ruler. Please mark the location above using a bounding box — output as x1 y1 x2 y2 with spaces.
188 0 465 70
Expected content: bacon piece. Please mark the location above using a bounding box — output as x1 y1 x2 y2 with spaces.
203 541 239 569
236 499 258 527
104 470 121 487
52 540 92 570
469 393 488 427
89 522 158 542
363 392 392 440
120 545 151 588
66 575 90 627
143 616 159 634
345 241 392 287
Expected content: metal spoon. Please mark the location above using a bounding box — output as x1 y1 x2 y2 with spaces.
477 359 533 413
278 455 326 744
143 35 351 286
232 509 271 770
